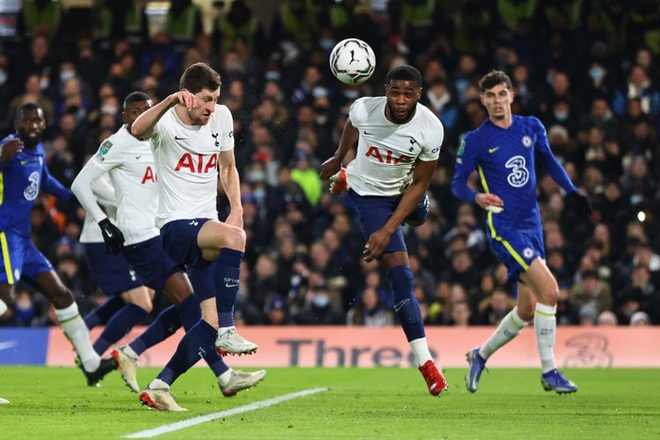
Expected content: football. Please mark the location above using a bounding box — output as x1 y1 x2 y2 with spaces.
329 38 376 85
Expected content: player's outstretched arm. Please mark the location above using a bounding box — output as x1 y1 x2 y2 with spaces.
320 118 358 181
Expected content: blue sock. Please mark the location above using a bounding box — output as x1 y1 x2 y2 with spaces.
129 305 181 356
215 248 243 327
204 351 229 377
170 294 227 376
84 296 125 329
157 319 216 385
93 303 147 355
177 294 202 331
388 265 425 341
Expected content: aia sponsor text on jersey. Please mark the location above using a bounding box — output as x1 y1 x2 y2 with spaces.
174 153 219 173
365 146 413 164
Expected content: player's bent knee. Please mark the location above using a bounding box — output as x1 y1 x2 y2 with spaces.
537 289 559 308
225 227 246 250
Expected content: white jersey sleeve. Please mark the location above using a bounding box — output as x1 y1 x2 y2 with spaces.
151 105 234 228
78 173 117 244
345 97 443 196
84 126 160 245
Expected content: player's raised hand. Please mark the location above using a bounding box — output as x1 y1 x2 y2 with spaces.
363 228 392 262
173 89 197 110
98 218 125 255
0 136 24 163
319 156 342 181
565 190 592 218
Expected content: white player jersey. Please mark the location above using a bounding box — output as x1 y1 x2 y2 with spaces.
346 97 444 197
79 173 118 244
90 125 160 245
151 104 234 228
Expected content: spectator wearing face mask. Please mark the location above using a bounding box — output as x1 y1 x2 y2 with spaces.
292 279 344 325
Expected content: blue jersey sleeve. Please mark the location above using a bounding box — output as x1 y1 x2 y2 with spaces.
531 118 577 194
451 134 479 204
41 163 76 203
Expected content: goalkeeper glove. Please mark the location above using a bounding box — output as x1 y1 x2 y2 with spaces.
98 218 125 255
565 191 592 217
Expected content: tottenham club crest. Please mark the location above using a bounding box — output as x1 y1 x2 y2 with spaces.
522 136 532 147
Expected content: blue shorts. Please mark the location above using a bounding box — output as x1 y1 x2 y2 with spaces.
349 189 407 254
160 219 209 269
161 219 215 300
82 242 144 297
488 227 544 283
122 236 181 293
0 230 52 284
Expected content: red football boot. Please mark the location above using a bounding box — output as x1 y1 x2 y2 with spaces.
419 360 448 397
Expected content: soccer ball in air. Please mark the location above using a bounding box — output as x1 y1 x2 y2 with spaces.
329 38 376 85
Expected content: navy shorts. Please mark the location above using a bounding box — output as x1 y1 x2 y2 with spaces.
0 230 52 284
122 236 181 293
488 227 544 283
82 242 143 297
160 218 210 269
161 219 215 300
348 189 407 254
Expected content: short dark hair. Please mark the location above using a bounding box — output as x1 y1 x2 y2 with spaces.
123 91 151 110
180 62 222 94
386 65 422 86
478 70 513 93
16 102 42 119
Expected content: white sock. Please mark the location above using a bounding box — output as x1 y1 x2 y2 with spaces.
55 303 100 372
218 326 236 335
410 337 433 366
0 298 7 316
148 378 169 390
122 345 139 360
480 307 528 360
534 302 557 374
218 368 233 386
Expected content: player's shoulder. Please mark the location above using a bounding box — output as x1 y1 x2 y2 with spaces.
209 103 233 126
96 127 127 155
515 114 544 130
212 103 232 119
414 104 444 129
349 96 384 121
464 119 491 144
105 126 130 145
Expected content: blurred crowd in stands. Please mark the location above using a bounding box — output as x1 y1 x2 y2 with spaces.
2 0 660 328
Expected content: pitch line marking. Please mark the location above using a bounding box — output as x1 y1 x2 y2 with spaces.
123 387 329 439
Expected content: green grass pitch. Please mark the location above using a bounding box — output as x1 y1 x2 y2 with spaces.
1 366 659 439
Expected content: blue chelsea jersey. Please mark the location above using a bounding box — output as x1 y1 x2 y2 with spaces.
0 137 72 236
451 115 576 231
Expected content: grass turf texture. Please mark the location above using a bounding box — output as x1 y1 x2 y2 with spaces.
1 366 659 439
